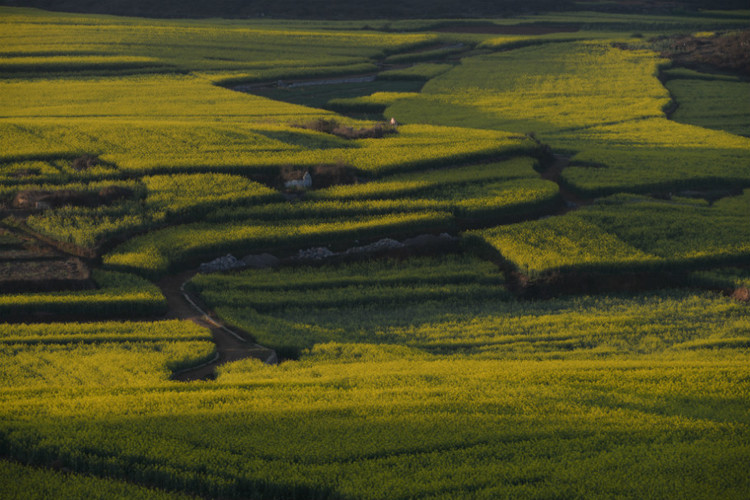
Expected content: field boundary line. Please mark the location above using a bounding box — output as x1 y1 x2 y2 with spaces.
179 281 247 343
171 352 221 376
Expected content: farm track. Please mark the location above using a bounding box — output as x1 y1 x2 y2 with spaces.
158 270 278 381
540 154 590 213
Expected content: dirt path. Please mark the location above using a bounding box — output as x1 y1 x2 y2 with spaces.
540 154 590 214
158 270 277 381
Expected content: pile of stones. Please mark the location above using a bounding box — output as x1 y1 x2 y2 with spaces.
198 234 458 273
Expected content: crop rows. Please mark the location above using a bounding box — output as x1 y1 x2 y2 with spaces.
191 254 750 358
0 270 167 320
19 173 280 249
1 269 746 497
0 320 214 387
471 191 750 276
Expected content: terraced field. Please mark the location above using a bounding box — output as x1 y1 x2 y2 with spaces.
0 6 748 499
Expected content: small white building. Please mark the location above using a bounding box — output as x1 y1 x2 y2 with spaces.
284 171 312 190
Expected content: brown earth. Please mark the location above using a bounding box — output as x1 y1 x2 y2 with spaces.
280 162 358 190
508 270 693 299
0 258 93 293
656 29 750 75
0 225 93 292
730 287 750 303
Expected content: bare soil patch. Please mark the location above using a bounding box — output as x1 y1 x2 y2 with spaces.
729 286 750 303
11 185 134 210
0 226 93 292
0 258 93 293
506 269 693 299
71 154 101 171
655 29 750 75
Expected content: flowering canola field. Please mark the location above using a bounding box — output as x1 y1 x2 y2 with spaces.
1 6 749 499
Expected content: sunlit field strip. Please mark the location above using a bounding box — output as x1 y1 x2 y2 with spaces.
103 211 455 278
1 7 749 499
471 191 750 276
0 8 435 73
0 320 214 387
0 270 166 319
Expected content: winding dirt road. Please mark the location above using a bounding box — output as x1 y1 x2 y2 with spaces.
158 270 277 381
540 154 590 213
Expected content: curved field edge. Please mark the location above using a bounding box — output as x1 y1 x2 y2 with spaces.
467 191 750 278
102 212 457 278
189 255 750 358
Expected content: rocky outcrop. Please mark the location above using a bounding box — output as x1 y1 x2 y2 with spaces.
343 238 404 255
199 254 246 273
199 234 459 272
241 253 280 269
296 247 336 261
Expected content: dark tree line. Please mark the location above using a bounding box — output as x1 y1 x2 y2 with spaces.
0 0 582 19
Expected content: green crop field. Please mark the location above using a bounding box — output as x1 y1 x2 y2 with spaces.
0 5 748 499
0 269 167 319
471 191 750 276
664 70 750 136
